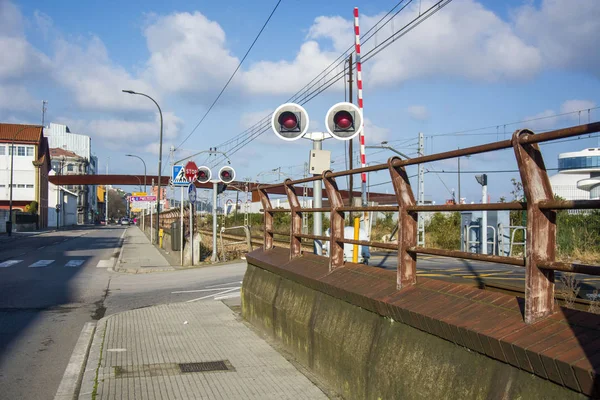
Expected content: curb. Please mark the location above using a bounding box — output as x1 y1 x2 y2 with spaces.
108 229 128 273
78 318 107 400
54 322 96 400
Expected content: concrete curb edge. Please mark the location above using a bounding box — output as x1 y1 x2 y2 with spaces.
54 322 96 400
78 318 107 400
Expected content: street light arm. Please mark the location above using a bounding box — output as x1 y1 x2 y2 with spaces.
126 154 147 192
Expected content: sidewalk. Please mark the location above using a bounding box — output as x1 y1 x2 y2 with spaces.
79 300 329 399
114 226 175 273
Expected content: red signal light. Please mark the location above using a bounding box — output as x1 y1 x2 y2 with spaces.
221 171 230 179
279 111 299 131
334 111 353 130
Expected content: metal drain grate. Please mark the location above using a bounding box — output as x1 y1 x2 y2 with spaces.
179 361 231 373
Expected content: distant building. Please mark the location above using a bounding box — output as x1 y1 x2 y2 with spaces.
50 148 91 225
45 123 98 223
550 148 600 201
0 124 51 231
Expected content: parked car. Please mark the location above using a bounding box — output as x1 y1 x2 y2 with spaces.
121 218 130 226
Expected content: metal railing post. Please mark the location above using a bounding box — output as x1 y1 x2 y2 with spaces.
388 157 418 289
284 179 302 259
513 129 556 324
258 187 274 250
323 171 345 271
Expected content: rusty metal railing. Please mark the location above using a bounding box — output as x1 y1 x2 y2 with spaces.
257 122 600 324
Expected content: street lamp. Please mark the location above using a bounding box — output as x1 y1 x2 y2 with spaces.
54 157 66 230
125 154 147 193
8 125 39 236
122 90 163 243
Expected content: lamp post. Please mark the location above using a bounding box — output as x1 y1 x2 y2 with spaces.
122 90 163 243
126 154 147 193
8 126 36 236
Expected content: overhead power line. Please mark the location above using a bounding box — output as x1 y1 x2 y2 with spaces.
175 0 283 150
209 0 454 166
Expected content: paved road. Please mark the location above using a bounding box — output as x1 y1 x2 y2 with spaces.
0 226 247 400
370 251 600 298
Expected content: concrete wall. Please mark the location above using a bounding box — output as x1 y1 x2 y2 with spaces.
242 262 586 400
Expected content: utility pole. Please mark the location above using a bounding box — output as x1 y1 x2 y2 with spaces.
105 158 109 224
417 133 425 246
347 54 354 210
41 100 48 128
302 162 308 234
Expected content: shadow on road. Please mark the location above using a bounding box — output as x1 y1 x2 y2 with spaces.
0 226 121 364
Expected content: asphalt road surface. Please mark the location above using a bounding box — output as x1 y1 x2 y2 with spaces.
0 226 247 400
370 251 600 298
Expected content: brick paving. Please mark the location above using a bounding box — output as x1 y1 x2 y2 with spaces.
88 301 328 399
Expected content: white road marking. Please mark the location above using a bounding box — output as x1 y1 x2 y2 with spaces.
204 281 242 289
172 286 241 294
0 260 22 268
106 348 127 352
96 260 112 268
65 260 85 268
29 260 54 268
214 293 241 301
186 287 240 303
38 246 46 250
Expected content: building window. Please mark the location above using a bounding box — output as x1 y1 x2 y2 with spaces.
0 184 5 188
67 164 74 172
26 184 34 188
0 146 5 155
17 146 25 156
17 184 25 188
26 147 34 156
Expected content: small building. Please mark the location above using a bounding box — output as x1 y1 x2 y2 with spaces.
48 177 78 228
50 148 91 224
0 124 50 231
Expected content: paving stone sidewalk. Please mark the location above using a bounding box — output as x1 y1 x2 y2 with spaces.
80 301 328 399
115 226 175 273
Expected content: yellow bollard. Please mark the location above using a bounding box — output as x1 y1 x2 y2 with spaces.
353 217 360 263
159 228 164 248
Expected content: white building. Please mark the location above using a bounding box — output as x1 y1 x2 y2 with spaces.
48 174 78 227
550 148 600 200
45 123 98 223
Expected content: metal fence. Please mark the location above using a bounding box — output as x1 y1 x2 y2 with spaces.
257 122 600 324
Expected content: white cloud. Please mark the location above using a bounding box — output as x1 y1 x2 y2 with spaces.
513 0 600 76
0 1 51 82
0 83 37 111
560 99 596 115
407 105 429 121
241 41 343 95
523 99 596 130
363 118 390 144
60 112 183 151
143 12 240 95
52 36 157 113
308 0 542 88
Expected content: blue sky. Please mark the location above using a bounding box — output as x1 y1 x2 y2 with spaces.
2 0 599 204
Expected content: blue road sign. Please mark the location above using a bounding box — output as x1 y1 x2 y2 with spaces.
188 183 197 204
171 165 188 186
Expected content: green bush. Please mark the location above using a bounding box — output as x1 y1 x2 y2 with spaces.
426 212 461 250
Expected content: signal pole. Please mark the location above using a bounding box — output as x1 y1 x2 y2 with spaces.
347 54 354 210
211 181 218 262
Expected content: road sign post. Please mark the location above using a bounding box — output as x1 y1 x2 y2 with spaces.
188 183 197 266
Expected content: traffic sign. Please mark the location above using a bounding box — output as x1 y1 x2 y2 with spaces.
132 192 147 196
185 161 199 182
172 165 188 186
130 196 156 202
188 183 197 204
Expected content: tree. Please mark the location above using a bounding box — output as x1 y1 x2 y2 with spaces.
107 189 127 219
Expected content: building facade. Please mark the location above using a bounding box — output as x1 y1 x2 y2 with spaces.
550 148 600 201
45 123 98 223
50 148 91 225
0 124 50 230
